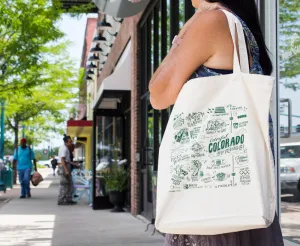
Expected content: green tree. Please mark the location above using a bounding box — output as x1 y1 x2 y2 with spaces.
3 137 14 155
279 0 300 90
5 56 79 145
0 0 65 92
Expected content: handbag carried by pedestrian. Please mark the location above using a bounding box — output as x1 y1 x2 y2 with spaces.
155 10 276 235
31 171 43 186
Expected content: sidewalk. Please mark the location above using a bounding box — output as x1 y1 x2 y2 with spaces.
0 169 164 246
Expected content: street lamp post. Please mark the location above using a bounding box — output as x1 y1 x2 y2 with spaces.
0 99 5 159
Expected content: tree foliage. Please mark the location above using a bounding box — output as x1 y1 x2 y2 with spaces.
4 58 79 145
0 0 93 146
279 0 300 90
0 0 66 92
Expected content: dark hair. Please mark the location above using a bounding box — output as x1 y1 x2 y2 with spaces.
207 0 273 75
63 134 71 143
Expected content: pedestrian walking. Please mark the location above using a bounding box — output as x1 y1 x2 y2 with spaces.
57 135 76 205
51 156 58 176
149 0 284 245
13 138 37 199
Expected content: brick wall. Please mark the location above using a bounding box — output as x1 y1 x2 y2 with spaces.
130 15 142 216
81 18 97 68
79 17 97 113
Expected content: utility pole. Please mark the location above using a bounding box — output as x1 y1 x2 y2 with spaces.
0 99 5 159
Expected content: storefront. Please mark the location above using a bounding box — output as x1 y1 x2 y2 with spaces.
92 41 131 209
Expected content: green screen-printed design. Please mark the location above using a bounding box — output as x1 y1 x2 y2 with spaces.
186 112 205 127
173 113 185 130
168 104 250 192
174 128 190 143
215 107 226 114
206 119 228 134
215 172 226 181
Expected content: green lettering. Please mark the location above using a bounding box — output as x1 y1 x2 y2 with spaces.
209 143 213 153
230 137 236 146
221 140 225 149
241 134 244 144
217 142 221 151
213 143 218 152
225 139 230 148
236 136 240 145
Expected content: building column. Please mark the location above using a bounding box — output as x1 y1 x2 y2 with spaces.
130 16 141 216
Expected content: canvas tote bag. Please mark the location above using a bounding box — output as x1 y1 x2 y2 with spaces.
155 10 276 235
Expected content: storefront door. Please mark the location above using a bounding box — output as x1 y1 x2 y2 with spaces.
92 110 126 210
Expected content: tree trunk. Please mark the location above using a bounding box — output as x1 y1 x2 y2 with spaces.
14 125 18 146
13 121 18 184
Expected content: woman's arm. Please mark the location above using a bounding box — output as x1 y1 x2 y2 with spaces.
149 10 226 110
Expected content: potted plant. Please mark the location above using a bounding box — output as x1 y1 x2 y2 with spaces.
103 144 129 212
104 166 128 212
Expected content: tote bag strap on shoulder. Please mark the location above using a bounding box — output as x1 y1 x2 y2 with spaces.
220 9 250 74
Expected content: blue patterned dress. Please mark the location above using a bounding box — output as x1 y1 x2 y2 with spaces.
164 14 283 246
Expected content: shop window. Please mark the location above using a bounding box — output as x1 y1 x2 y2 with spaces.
95 116 123 197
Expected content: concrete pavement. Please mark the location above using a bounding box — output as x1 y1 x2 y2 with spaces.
281 200 300 245
0 169 164 246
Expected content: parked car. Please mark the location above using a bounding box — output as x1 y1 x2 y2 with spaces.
38 157 58 168
280 142 300 201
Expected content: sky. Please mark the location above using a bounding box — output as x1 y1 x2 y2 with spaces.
59 14 89 68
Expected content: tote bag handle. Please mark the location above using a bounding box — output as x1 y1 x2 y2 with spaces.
220 9 250 74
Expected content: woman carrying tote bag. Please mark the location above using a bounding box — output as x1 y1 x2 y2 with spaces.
149 1 284 246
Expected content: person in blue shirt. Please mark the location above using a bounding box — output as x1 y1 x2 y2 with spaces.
13 138 37 199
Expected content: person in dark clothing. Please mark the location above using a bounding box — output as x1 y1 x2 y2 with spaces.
68 143 80 171
68 143 80 198
51 156 58 176
150 1 283 245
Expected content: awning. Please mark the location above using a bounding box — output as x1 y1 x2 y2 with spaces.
67 120 93 138
93 41 131 110
92 0 150 18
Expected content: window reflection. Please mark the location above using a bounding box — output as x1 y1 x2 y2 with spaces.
95 116 123 197
279 0 300 243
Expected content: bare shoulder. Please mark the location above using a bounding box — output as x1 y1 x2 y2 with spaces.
190 10 229 31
